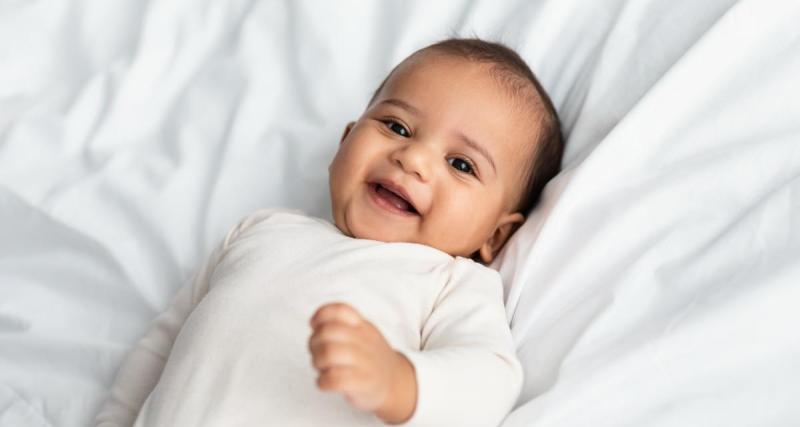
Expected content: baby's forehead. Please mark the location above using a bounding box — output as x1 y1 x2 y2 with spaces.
387 50 543 116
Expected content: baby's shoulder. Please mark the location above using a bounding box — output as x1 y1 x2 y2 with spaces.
238 207 310 225
216 208 341 253
445 257 503 290
425 258 507 318
232 208 335 233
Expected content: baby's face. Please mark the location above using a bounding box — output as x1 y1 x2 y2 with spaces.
329 53 532 262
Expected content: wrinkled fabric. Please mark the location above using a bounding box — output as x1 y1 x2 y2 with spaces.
1 0 799 426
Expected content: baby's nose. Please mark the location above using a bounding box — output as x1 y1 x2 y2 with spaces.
390 143 434 182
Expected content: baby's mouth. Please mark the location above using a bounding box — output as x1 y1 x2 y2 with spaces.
369 183 419 216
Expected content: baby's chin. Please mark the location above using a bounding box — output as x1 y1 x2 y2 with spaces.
337 215 416 244
335 216 482 260
332 205 410 241
344 221 415 244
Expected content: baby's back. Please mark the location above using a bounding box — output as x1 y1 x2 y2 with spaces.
134 210 456 426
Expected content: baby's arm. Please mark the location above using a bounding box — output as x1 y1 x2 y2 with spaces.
95 211 270 426
398 261 523 426
309 303 417 424
94 282 195 427
308 260 522 426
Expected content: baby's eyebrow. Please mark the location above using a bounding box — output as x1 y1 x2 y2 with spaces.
379 98 423 117
457 132 497 175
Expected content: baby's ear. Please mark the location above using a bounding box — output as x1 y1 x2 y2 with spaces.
478 212 525 264
340 121 355 144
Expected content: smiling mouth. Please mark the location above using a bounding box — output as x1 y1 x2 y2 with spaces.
368 183 419 216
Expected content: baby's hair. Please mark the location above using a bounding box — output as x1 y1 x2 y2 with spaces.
369 38 564 216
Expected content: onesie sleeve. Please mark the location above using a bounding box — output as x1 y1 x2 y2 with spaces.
397 259 523 427
94 209 282 427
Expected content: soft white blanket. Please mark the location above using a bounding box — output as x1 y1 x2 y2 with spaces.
1 0 798 426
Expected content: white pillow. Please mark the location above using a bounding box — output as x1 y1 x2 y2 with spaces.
492 1 800 425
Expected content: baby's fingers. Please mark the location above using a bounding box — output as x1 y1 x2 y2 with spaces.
317 367 385 412
316 366 361 392
308 323 361 353
310 302 363 328
311 342 360 371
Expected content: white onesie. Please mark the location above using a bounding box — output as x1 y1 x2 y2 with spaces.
96 209 522 427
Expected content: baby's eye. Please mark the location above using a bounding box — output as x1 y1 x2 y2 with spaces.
448 157 476 176
385 120 410 137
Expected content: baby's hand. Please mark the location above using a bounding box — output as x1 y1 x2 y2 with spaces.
309 303 416 424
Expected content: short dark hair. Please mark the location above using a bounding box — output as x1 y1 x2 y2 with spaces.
369 38 564 216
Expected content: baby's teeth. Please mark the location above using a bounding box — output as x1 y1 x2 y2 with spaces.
377 185 411 211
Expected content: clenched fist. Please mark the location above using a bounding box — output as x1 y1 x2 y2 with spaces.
309 302 417 424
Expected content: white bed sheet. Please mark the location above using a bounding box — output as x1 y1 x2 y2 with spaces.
1 0 799 426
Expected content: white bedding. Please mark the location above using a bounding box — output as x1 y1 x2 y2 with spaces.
1 0 799 426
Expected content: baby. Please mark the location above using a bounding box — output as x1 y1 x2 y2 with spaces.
96 38 563 427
